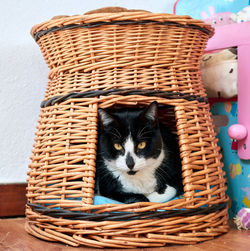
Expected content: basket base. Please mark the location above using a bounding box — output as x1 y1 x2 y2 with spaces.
25 209 229 248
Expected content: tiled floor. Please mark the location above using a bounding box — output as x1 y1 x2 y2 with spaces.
0 218 249 251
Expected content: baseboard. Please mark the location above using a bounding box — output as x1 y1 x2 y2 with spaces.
0 183 27 217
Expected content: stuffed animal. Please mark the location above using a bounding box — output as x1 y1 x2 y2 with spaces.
201 6 235 26
201 48 237 98
231 6 250 23
234 208 250 230
84 7 151 14
51 7 150 20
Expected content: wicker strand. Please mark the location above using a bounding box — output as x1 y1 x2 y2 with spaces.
33 19 212 41
27 202 227 221
41 88 208 108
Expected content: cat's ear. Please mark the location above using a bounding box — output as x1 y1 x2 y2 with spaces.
141 101 158 124
98 108 115 128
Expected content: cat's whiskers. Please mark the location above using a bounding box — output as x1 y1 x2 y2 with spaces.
137 126 147 138
155 168 167 187
156 166 174 186
108 131 121 139
137 126 152 139
138 136 151 140
138 131 151 139
97 151 105 156
112 128 122 138
98 170 116 184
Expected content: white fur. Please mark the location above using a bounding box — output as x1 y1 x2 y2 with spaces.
146 185 177 203
105 136 165 195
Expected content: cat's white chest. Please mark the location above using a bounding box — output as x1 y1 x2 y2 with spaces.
117 169 157 194
104 147 165 195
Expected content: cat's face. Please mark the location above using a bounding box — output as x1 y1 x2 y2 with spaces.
98 102 164 175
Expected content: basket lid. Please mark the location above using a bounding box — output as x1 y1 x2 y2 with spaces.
31 9 214 41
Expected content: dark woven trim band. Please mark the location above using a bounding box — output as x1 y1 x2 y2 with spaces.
27 202 227 221
41 88 208 108
34 19 211 41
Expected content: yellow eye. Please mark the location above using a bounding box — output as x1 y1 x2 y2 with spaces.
114 143 123 150
138 141 146 150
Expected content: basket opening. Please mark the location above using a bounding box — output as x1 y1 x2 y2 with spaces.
94 102 183 205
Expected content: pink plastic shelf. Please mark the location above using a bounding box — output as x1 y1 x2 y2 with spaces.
206 22 250 160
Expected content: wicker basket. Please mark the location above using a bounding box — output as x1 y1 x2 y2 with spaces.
26 10 228 248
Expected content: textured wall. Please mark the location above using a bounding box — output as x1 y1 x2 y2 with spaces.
0 0 175 183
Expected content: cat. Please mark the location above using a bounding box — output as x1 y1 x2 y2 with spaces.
95 101 183 204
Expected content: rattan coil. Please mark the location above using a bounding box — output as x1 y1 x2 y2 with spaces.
26 11 228 248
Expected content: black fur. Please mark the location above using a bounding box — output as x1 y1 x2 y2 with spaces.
95 102 183 203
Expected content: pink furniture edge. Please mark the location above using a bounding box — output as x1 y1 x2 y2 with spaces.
206 21 250 160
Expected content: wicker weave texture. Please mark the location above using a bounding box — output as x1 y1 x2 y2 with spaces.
31 12 213 100
25 206 228 248
26 12 228 248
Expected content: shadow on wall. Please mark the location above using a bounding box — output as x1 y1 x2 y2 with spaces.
0 43 48 183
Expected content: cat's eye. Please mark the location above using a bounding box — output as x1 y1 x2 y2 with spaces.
114 143 123 151
138 141 146 150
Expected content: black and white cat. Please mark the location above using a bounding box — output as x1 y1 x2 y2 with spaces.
95 102 183 204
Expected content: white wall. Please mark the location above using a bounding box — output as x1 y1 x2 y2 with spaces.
0 0 176 183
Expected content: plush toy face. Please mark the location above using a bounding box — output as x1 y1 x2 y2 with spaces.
201 6 235 26
201 48 238 98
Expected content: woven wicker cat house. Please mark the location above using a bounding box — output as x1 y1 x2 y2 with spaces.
26 10 228 248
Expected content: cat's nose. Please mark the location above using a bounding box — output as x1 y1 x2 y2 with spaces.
126 153 135 170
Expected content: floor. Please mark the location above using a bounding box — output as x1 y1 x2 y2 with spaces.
0 218 249 251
